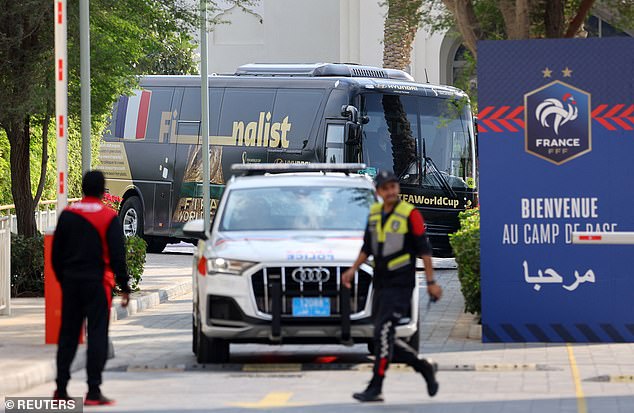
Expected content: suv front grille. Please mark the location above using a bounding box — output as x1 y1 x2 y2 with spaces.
251 266 372 318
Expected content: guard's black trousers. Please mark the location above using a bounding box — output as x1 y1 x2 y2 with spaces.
371 287 435 388
56 280 111 391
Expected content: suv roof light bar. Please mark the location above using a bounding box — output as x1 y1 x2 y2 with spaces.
231 163 367 176
235 63 414 82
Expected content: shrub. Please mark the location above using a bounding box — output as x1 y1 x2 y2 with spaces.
449 208 481 315
11 234 44 297
125 235 147 292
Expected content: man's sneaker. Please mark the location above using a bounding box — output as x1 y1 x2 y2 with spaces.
352 387 384 403
52 390 72 401
426 360 439 397
85 392 115 406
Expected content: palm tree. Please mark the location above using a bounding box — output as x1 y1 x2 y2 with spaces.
382 0 424 71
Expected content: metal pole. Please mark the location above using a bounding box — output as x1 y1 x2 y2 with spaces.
55 0 68 215
200 0 211 237
80 0 91 174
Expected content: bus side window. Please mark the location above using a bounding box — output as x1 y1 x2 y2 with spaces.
272 89 324 150
145 88 175 143
325 124 345 163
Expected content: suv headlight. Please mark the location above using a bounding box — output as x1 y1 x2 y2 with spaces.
206 258 255 275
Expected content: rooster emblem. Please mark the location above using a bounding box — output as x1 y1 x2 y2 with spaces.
535 93 578 135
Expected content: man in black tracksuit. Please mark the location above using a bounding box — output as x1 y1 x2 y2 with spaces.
52 171 130 406
343 170 443 402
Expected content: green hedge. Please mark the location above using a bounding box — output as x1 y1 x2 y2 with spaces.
449 208 481 315
125 235 147 292
10 234 44 297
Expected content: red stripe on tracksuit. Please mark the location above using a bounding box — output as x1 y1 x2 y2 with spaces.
378 358 388 377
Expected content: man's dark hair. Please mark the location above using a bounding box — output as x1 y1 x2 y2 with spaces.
82 170 106 198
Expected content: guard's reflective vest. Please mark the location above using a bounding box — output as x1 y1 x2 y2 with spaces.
368 201 416 272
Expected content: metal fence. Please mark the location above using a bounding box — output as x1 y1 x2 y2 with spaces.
0 198 81 234
0 217 10 315
0 198 80 316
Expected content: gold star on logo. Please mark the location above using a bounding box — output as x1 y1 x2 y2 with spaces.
542 67 552 78
562 67 573 77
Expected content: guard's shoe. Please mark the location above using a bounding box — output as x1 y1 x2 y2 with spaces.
53 390 72 401
425 360 439 397
85 392 115 406
352 387 384 402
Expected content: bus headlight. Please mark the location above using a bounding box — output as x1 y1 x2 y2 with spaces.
207 258 255 275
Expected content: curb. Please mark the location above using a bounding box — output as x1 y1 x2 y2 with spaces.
111 281 192 322
0 280 192 397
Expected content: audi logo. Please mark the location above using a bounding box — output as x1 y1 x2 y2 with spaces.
291 267 330 283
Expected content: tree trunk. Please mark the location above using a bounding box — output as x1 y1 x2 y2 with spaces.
565 0 597 37
443 0 481 58
515 0 530 38
7 118 37 237
544 0 565 37
383 0 423 71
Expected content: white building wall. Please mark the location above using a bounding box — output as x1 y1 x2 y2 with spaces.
204 0 454 85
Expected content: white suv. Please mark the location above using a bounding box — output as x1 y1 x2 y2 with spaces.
184 164 420 363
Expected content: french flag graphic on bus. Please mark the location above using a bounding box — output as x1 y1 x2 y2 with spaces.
114 89 152 139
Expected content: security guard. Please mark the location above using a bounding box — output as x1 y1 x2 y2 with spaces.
52 171 130 405
343 170 442 402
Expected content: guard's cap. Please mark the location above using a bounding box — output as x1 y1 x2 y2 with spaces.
375 170 399 187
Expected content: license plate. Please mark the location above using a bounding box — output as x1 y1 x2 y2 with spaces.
292 297 330 317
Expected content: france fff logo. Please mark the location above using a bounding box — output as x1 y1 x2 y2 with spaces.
524 80 592 165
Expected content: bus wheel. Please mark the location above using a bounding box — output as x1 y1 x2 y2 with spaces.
120 196 143 238
146 238 168 254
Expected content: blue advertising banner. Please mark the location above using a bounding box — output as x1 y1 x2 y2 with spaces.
479 38 634 342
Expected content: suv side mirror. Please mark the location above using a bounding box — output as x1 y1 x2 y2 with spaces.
183 219 207 240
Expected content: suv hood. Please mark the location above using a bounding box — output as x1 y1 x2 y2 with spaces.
207 231 364 264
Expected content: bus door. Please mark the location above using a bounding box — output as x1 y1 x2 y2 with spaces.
153 87 182 235
171 87 225 231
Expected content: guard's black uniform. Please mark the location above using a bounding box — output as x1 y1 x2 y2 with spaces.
361 200 436 392
52 197 130 394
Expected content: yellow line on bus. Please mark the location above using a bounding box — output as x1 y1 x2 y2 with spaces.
566 344 587 413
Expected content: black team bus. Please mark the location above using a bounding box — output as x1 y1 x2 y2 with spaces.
100 63 477 255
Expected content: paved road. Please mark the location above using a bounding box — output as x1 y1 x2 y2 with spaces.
10 251 634 412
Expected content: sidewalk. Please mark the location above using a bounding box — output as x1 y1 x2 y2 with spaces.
0 247 193 396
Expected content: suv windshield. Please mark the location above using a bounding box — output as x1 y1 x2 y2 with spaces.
219 186 374 231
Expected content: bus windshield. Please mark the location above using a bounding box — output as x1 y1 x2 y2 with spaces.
360 93 476 191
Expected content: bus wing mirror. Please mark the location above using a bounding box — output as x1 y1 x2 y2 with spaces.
345 122 361 145
183 219 207 240
341 105 359 123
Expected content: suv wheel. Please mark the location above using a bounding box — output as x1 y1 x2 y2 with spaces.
192 315 198 355
196 322 230 363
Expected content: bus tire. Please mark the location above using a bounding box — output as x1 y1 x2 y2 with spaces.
120 196 143 238
146 238 167 254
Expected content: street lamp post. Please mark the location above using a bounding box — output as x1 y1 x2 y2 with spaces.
80 0 91 175
200 0 211 237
